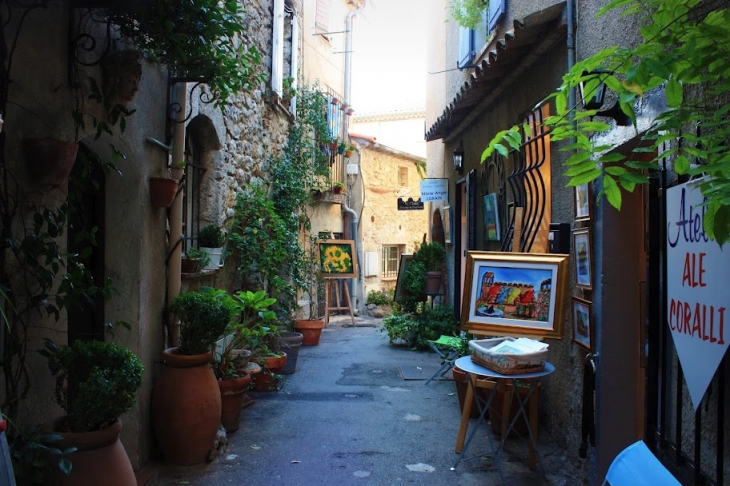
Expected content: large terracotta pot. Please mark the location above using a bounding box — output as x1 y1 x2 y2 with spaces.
218 371 251 433
22 138 79 186
43 418 135 486
151 348 221 465
294 319 325 345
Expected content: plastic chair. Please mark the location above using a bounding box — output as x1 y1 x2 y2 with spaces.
603 440 681 486
425 335 463 385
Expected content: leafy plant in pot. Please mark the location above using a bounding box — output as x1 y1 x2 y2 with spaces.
294 234 327 345
181 247 210 274
210 289 277 431
198 224 226 270
151 290 231 465
40 339 144 485
413 241 446 296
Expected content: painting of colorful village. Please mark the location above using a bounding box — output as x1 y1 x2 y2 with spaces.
473 265 553 323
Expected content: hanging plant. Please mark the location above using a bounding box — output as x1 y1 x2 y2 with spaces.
104 0 263 107
448 0 488 30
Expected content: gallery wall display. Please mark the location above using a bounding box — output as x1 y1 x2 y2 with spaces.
572 296 594 351
319 240 357 278
573 228 593 290
461 251 569 339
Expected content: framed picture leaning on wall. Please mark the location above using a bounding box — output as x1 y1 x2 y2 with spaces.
461 251 569 339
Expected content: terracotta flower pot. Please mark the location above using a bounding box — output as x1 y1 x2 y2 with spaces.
42 418 136 486
425 270 443 295
151 348 221 465
295 319 325 345
22 138 79 186
150 177 179 208
218 372 251 433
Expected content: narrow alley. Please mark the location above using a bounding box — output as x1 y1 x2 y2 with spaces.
149 315 584 486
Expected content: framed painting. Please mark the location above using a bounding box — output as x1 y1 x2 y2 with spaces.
319 240 357 278
573 228 593 290
483 193 501 242
572 296 594 351
394 254 414 303
461 252 569 339
442 206 453 245
574 183 591 222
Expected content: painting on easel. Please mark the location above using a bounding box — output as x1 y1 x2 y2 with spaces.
319 240 357 278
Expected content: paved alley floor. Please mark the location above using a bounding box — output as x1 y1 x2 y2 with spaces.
149 315 585 485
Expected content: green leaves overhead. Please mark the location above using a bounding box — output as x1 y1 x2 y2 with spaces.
481 0 730 245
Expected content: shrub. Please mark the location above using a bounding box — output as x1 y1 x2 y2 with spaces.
171 291 232 355
413 241 446 272
412 304 460 350
43 340 144 432
198 224 226 248
381 312 417 344
367 289 392 306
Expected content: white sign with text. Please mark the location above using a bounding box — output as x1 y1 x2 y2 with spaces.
666 182 729 410
419 179 448 202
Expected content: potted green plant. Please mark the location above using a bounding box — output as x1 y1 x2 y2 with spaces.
332 181 346 194
344 144 356 158
413 241 446 295
151 290 232 465
40 339 144 485
210 290 278 431
294 234 328 345
198 224 226 270
181 247 210 274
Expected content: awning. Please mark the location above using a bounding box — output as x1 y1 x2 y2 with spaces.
426 2 567 142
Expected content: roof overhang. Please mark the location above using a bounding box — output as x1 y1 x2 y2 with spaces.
426 2 567 142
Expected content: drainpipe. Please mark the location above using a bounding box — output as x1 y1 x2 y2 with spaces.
166 83 187 347
342 3 364 311
567 0 575 127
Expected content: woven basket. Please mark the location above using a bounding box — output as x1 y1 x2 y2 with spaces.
469 337 547 375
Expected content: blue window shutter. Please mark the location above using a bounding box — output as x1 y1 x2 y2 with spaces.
488 0 505 31
457 26 474 69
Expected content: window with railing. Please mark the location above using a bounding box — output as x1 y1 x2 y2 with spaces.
325 86 346 187
381 245 401 278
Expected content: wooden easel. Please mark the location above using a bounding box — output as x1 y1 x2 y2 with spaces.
324 278 355 326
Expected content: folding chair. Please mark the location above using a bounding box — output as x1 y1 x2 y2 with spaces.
603 440 681 486
425 335 463 385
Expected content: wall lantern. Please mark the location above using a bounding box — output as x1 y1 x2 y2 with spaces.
452 142 464 174
578 71 632 126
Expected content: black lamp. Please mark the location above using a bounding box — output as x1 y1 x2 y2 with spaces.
578 71 631 126
453 142 464 174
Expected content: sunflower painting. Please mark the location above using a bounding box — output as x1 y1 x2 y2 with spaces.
319 240 357 278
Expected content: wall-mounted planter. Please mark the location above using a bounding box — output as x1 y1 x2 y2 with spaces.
23 138 79 185
150 177 179 208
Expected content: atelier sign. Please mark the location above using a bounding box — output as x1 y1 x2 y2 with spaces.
397 197 424 210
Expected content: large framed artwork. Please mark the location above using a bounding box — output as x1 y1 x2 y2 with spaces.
483 193 501 242
573 228 593 290
574 183 591 222
461 252 569 339
319 240 357 278
572 296 594 351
